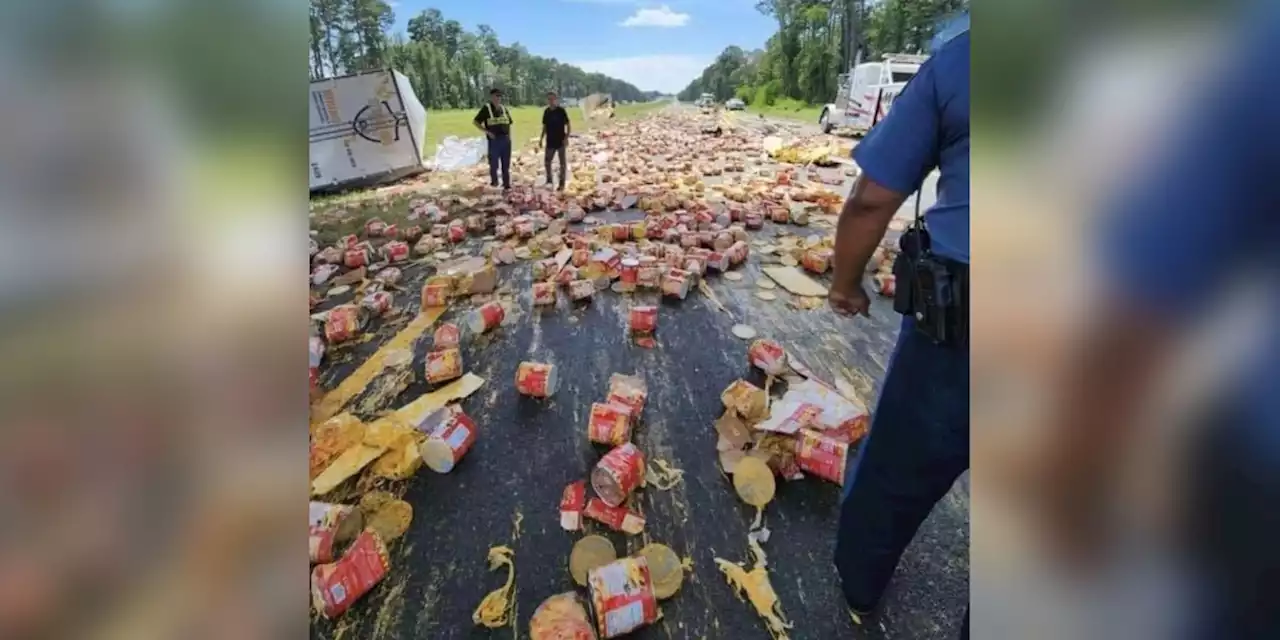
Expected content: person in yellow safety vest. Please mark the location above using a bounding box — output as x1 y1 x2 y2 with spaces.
473 88 513 190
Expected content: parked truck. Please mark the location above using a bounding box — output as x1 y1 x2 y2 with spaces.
818 54 926 136
309 69 429 193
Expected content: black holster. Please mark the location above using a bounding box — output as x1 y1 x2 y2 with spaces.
892 227 968 348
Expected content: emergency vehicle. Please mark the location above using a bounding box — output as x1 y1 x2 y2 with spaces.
818 54 926 136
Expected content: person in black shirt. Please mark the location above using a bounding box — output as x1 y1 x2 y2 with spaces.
539 91 571 190
473 88 513 190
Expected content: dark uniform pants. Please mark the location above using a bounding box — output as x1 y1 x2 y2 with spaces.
544 143 567 188
835 316 969 633
487 136 511 188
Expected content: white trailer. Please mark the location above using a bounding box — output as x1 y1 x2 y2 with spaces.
309 69 428 192
819 54 926 136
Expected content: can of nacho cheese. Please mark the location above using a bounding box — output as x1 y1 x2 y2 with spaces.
532 282 558 306
587 556 659 638
619 259 639 293
591 442 646 507
629 306 657 334
324 305 362 343
569 279 595 301
424 348 463 384
516 361 559 398
344 248 369 269
588 403 634 447
421 283 450 309
434 322 460 349
467 302 505 334
420 408 478 473
796 429 849 485
310 530 390 619
662 269 691 300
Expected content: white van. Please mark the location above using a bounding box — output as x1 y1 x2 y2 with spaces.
819 54 925 135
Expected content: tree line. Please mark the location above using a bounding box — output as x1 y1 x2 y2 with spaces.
309 2 662 109
677 0 967 106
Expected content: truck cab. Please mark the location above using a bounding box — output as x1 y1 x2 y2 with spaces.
820 54 925 136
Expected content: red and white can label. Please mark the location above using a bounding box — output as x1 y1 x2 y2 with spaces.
310 530 390 619
402 225 423 241
344 248 369 269
748 339 788 375
728 241 750 265
770 208 791 223
629 306 657 334
591 248 621 273
434 323 460 349
559 480 586 531
324 305 361 343
706 252 730 272
684 256 707 276
619 259 639 292
533 258 561 281
745 213 764 229
612 224 631 242
382 241 409 262
421 409 477 472
361 291 393 315
448 225 467 243
424 348 463 384
607 374 647 417
340 234 359 249
802 249 832 274
531 282 558 306
471 302 505 333
796 429 850 485
583 498 646 535
591 443 646 507
661 269 691 300
515 361 558 398
421 283 450 308
365 219 387 236
588 402 634 446
569 279 595 301
555 266 580 286
587 556 659 638
383 224 399 239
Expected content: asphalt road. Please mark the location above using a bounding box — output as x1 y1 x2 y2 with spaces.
310 113 967 640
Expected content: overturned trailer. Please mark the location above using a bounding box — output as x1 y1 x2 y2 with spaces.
309 69 429 194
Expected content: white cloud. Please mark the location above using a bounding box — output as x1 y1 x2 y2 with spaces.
620 6 690 28
571 54 711 94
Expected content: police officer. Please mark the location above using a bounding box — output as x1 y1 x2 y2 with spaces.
828 31 969 638
473 88 513 190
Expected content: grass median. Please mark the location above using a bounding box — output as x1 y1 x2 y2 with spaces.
422 101 665 154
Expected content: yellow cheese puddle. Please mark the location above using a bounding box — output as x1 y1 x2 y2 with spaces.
473 546 516 629
714 538 793 640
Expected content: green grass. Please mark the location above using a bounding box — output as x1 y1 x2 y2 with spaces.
746 101 824 124
422 101 664 155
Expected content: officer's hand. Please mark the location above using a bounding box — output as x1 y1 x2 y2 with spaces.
829 285 870 317
486 131 495 140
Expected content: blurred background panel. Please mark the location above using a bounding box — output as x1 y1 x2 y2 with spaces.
0 0 307 638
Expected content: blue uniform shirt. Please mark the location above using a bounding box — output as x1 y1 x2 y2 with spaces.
1103 5 1280 450
852 32 970 264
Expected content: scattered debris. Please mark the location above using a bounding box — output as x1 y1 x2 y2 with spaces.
731 324 758 340
645 458 685 490
472 546 517 629
714 538 793 640
530 592 595 640
569 535 618 586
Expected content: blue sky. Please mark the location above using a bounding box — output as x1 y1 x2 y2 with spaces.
387 0 777 94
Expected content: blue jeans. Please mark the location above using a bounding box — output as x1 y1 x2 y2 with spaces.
835 316 969 617
487 136 511 188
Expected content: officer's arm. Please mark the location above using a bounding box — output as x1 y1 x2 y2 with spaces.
473 108 486 133
540 110 546 145
833 61 940 294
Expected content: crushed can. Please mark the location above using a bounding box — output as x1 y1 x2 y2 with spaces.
591 248 621 274
606 373 648 418
588 402 634 446
424 348 463 384
560 481 587 531
467 301 505 334
516 361 559 398
531 282 558 306
324 305 362 343
309 502 364 565
591 443 645 507
728 241 750 266
310 530 390 619
344 248 370 269
448 224 467 244
569 279 595 302
533 258 561 281
434 323 460 349
419 407 478 473
382 241 409 263
584 498 646 535
361 291 393 315
629 306 657 334
748 339 789 376
796 429 849 485
374 267 402 285
587 556 659 638
661 269 691 300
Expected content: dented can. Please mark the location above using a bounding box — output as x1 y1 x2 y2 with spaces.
421 283 450 309
424 348 463 384
361 291 393 315
588 402 634 447
584 498 646 535
801 249 832 274
569 279 595 301
310 530 390 619
324 305 362 343
419 408 478 473
705 251 730 272
629 306 657 334
591 442 645 507
434 323 460 349
662 268 691 300
308 502 364 565
748 339 789 376
560 481 587 531
607 373 648 418
344 248 370 269
727 241 750 266
591 248 621 274
531 282 558 306
448 224 467 244
516 361 559 398
587 556 659 638
796 429 849 485
619 259 639 293
467 302 505 334
382 241 410 263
